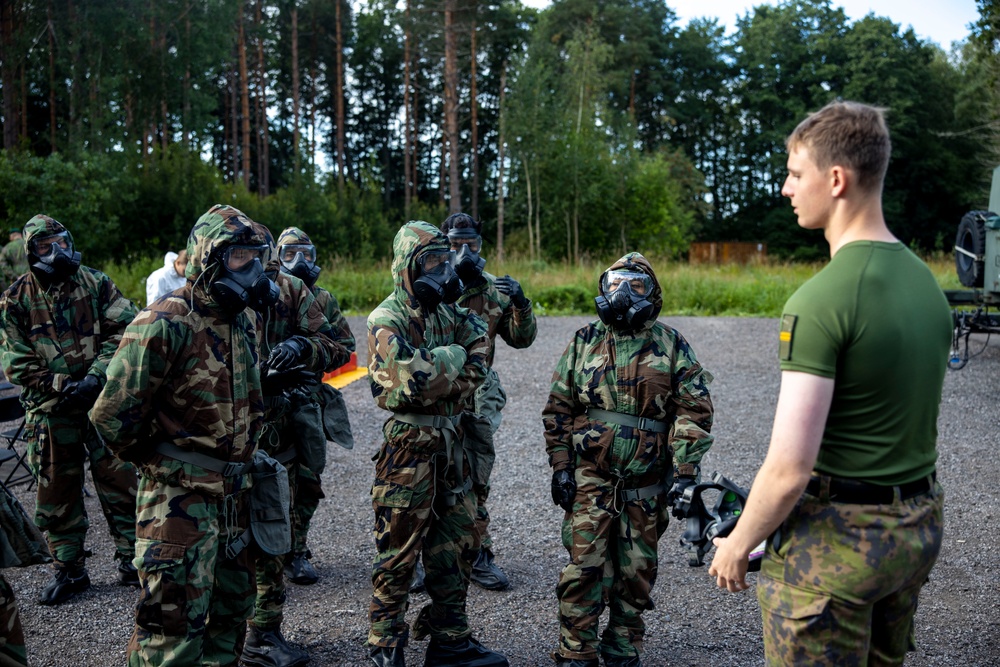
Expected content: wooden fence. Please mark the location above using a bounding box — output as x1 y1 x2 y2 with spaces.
689 241 767 265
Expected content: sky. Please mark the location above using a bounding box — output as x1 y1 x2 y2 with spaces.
519 1 981 50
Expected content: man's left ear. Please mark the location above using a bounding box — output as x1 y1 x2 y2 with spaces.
830 165 848 197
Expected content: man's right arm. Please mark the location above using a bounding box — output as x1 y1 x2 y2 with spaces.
0 294 60 398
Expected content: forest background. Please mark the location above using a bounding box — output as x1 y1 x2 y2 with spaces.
1 0 998 313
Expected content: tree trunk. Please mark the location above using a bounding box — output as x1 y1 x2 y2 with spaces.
255 0 269 196
230 67 238 182
291 2 300 175
1 0 19 150
443 0 460 212
183 12 191 148
495 62 507 262
403 0 412 217
523 156 533 261
238 12 250 189
470 5 479 220
412 40 420 201
334 0 345 190
48 3 56 152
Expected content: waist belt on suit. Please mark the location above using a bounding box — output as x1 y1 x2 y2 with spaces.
155 442 253 477
805 471 936 505
587 408 668 434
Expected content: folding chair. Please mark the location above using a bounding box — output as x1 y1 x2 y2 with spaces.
0 393 34 488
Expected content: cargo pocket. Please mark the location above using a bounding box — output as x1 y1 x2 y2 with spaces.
371 479 413 509
758 577 833 653
133 538 188 637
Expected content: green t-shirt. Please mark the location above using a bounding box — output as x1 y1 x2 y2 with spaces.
779 241 951 485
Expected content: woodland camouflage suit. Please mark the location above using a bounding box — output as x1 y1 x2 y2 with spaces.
0 231 28 290
542 253 714 663
0 215 138 573
366 221 490 648
90 205 269 667
249 222 350 632
453 264 537 558
275 226 357 558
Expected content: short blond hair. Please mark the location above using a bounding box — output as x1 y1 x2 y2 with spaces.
786 100 891 194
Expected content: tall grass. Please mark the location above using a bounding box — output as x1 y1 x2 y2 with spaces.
100 252 963 318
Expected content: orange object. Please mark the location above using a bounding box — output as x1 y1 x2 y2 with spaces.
323 351 357 383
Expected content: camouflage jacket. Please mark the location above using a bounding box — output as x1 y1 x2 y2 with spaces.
542 253 714 480
0 216 137 414
367 221 489 443
89 206 268 498
456 272 536 367
313 286 356 359
263 270 349 373
0 238 27 287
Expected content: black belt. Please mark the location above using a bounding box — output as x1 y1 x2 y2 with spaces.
806 472 936 505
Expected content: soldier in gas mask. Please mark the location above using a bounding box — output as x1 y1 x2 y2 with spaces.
0 215 139 606
274 227 356 588
366 221 508 667
412 212 535 593
542 252 715 667
90 205 301 667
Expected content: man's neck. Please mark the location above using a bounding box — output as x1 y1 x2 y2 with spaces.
824 196 897 256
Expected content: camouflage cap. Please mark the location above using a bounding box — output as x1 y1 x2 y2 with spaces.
23 214 74 254
276 226 313 248
391 221 450 306
600 252 663 325
185 204 260 281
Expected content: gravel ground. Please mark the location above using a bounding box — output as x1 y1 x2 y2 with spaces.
4 315 999 666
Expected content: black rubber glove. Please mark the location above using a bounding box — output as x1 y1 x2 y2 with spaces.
60 375 101 411
551 469 576 513
268 335 312 373
495 275 528 309
261 364 319 397
667 475 699 519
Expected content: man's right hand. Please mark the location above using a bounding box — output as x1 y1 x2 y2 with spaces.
551 469 576 513
261 364 319 397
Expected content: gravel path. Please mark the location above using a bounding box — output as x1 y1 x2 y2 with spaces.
4 315 999 666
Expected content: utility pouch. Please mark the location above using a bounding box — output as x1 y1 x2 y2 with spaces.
319 383 354 450
461 411 495 487
290 394 327 474
0 482 51 568
248 450 291 557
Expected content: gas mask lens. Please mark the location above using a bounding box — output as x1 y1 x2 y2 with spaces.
222 244 267 271
448 234 482 254
32 233 71 259
602 270 652 296
280 244 315 264
419 250 454 274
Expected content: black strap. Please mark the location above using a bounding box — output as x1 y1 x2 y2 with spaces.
806 472 936 505
587 408 668 434
155 442 253 477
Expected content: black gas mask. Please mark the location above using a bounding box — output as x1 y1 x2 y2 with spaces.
210 244 280 315
279 243 321 287
413 249 463 310
447 228 485 281
28 231 82 284
595 269 657 332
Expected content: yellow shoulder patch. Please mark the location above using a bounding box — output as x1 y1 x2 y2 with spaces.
779 314 797 361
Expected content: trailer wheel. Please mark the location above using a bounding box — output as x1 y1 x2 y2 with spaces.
956 210 990 288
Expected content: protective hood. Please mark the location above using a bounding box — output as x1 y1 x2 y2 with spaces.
597 252 663 333
391 220 454 310
276 226 312 248
162 251 179 270
23 214 82 284
276 225 321 287
185 204 264 286
251 221 279 276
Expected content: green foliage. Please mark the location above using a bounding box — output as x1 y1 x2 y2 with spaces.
101 256 165 308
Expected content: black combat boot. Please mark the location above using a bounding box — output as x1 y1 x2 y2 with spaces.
38 563 90 606
284 551 319 586
423 636 508 667
370 646 406 667
602 657 641 667
469 548 510 591
409 561 426 594
117 558 141 587
241 625 309 667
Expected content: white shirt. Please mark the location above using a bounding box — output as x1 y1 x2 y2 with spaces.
145 252 187 305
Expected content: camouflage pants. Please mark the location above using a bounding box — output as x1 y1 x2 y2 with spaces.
0 574 26 666
251 451 299 629
291 464 324 555
128 475 255 667
25 411 137 565
758 479 945 667
368 438 480 648
556 474 670 661
472 369 506 553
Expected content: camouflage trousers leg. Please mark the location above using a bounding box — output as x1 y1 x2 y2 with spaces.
369 441 479 648
758 481 945 667
291 464 324 555
0 574 27 666
251 466 299 629
473 369 506 554
87 438 139 561
556 484 668 661
128 475 255 667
